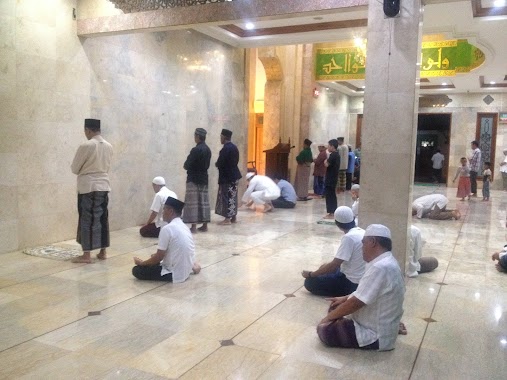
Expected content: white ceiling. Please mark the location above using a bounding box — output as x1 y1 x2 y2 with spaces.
192 1 507 96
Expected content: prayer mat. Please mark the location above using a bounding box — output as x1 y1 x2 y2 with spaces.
23 245 82 261
317 220 336 225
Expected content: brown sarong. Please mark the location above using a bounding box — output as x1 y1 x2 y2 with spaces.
294 163 311 198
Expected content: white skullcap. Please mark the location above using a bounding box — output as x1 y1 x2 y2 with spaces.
246 172 255 180
334 206 354 224
351 184 360 191
364 224 391 239
152 176 165 186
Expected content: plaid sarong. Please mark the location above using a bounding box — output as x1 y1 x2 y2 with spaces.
77 191 110 251
215 181 239 218
182 182 210 223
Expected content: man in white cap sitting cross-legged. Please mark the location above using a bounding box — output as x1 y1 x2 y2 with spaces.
139 176 177 238
301 206 365 297
317 224 405 351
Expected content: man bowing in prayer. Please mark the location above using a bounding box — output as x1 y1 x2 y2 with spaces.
183 128 212 233
215 129 242 225
71 119 113 263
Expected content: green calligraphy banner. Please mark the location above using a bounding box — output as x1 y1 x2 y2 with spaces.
315 39 485 81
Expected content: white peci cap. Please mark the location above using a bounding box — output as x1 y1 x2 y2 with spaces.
152 176 165 186
334 206 354 224
246 172 255 180
364 224 391 239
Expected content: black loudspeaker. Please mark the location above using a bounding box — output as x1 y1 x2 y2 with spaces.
383 0 400 17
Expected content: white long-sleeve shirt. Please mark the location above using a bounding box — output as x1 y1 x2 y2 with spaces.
71 135 113 194
412 194 448 219
242 175 280 203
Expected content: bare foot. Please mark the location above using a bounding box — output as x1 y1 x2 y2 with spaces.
453 210 461 220
217 219 232 226
190 227 197 234
197 224 208 232
263 204 273 213
398 322 408 335
323 214 334 219
97 249 107 260
192 262 201 274
71 255 92 264
231 216 237 223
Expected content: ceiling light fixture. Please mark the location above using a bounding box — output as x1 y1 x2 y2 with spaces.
490 81 496 84
245 22 255 30
493 0 506 7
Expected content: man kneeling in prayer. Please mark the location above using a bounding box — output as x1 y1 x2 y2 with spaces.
317 224 405 351
132 197 200 282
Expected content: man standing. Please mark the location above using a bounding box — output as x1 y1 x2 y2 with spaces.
469 140 482 197
183 128 212 233
302 206 365 296
337 137 349 193
139 176 177 238
346 145 356 190
132 197 200 282
294 138 313 201
272 176 297 208
324 139 340 219
313 144 327 197
71 119 113 263
215 129 242 225
317 224 405 351
431 149 445 183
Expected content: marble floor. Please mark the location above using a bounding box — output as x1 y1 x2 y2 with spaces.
1 185 506 379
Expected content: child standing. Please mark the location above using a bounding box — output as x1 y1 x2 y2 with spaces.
482 161 492 201
453 157 471 201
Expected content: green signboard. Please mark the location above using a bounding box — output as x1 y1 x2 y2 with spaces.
315 39 485 81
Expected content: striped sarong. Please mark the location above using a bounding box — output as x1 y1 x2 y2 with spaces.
215 181 239 218
182 182 210 223
77 191 110 251
317 317 379 350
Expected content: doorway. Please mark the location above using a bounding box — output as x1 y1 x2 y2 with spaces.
415 113 452 184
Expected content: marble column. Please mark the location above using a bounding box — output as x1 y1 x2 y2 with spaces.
358 0 422 268
258 48 283 167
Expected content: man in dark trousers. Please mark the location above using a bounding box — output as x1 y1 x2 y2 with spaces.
324 139 340 219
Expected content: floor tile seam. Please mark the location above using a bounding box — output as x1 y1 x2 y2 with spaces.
0 314 90 355
408 206 469 379
0 246 159 291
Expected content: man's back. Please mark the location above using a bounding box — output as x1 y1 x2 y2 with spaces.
335 227 365 284
431 152 444 169
159 217 195 283
277 179 297 203
71 135 113 194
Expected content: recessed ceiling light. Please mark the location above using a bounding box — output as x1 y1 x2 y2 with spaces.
442 82 447 85
245 22 255 30
490 81 496 84
493 0 505 7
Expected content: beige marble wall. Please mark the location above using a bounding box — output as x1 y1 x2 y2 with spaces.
308 86 351 145
0 0 246 254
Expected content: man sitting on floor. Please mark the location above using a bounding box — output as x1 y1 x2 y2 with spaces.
407 225 439 278
302 206 365 297
132 197 200 282
139 176 177 238
492 245 507 273
412 194 460 220
317 224 405 351
242 172 281 213
272 176 297 209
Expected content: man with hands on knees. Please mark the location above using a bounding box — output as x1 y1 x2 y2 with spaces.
317 224 405 351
